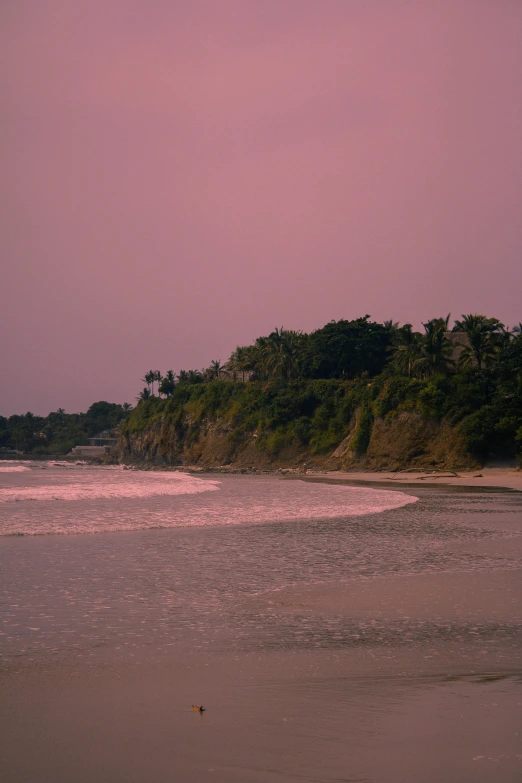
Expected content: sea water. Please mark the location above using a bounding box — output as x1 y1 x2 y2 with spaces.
1 461 521 782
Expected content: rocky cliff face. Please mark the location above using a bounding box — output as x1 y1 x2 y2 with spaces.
116 409 478 471
333 411 477 471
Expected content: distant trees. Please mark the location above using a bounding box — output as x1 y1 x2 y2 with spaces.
177 369 204 385
84 401 130 433
142 370 162 395
136 312 521 395
1 402 132 454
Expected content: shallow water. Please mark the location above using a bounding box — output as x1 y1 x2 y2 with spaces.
1 463 521 781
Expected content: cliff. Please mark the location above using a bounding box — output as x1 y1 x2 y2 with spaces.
116 380 483 471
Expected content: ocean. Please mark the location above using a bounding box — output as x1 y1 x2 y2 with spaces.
1 461 521 782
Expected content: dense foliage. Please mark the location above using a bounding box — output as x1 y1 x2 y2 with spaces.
0 401 131 455
4 314 521 463
126 314 522 464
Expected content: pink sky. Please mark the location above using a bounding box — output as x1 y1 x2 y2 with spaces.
2 0 521 415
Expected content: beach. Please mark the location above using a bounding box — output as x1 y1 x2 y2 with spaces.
1 464 521 781
306 466 522 492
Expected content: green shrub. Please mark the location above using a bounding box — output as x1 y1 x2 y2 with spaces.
350 405 373 455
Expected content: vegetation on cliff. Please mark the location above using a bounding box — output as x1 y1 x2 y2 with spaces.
3 314 521 467
121 314 522 468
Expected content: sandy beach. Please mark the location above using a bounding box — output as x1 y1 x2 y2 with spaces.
305 466 522 493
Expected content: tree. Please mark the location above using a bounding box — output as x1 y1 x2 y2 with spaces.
159 370 176 397
383 320 400 338
177 369 204 384
231 346 248 381
302 317 392 379
84 401 127 434
414 315 454 377
206 360 224 381
257 328 305 382
453 314 505 372
389 324 424 377
137 387 151 401
142 370 155 395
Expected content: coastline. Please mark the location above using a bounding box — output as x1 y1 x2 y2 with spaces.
3 450 521 492
299 467 522 493
117 461 522 493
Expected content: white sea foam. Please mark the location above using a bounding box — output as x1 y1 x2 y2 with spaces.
0 465 418 536
0 465 31 473
0 470 220 503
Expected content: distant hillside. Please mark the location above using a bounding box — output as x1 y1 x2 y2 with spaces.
117 371 521 470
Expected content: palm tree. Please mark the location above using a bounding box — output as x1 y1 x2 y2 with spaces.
187 370 204 384
261 328 303 382
206 360 224 381
415 315 454 377
226 346 252 381
122 403 133 412
453 314 505 371
142 371 155 395
383 320 400 340
154 370 162 394
137 387 151 402
389 325 424 377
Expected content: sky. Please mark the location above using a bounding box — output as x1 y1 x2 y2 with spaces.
2 0 522 416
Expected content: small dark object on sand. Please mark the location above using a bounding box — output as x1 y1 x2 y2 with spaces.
192 704 206 712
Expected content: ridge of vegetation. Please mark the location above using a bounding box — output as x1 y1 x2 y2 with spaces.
122 314 522 467
2 314 521 465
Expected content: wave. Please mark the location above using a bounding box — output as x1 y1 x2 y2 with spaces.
0 470 220 503
0 465 32 473
0 470 418 536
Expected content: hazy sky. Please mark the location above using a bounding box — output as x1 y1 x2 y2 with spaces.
2 0 521 415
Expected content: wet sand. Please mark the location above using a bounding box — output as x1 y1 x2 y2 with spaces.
2 568 521 782
1 644 521 782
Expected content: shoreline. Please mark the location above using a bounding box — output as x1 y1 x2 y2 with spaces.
3 452 521 492
300 467 522 493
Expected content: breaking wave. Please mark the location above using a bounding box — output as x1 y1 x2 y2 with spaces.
0 469 220 503
0 464 418 536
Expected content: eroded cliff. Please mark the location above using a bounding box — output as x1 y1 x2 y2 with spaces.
117 386 479 471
